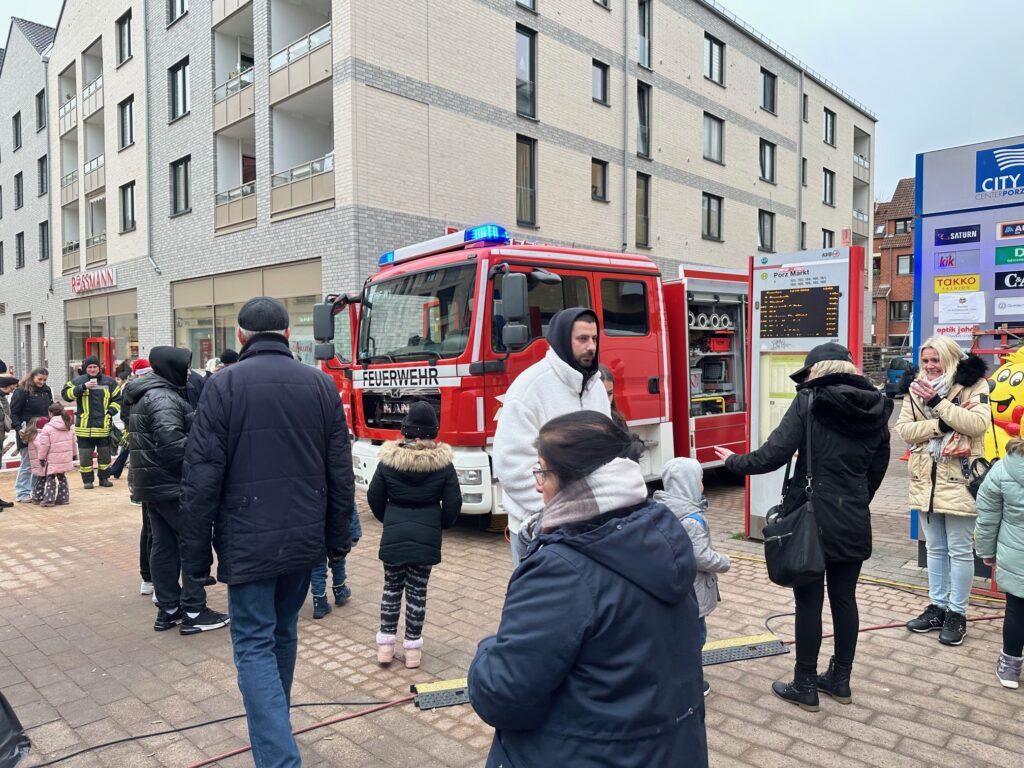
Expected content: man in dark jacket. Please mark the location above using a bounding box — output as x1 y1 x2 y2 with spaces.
179 297 353 768
128 346 229 636
63 355 121 489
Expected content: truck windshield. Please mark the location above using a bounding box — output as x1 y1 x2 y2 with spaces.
358 263 477 363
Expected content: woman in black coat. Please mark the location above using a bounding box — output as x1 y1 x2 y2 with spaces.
715 343 892 712
10 368 54 502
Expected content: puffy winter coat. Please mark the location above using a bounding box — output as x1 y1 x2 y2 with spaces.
179 334 354 586
127 347 194 505
10 384 53 449
367 439 462 566
975 452 1024 598
726 373 892 563
895 354 991 517
63 374 121 438
468 498 707 768
35 419 76 475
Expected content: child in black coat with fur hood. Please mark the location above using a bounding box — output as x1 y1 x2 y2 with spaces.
367 401 462 669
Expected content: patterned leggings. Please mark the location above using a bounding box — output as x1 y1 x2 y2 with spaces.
43 474 70 505
379 563 432 641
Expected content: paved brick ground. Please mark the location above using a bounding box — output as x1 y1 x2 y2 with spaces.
1 419 1023 767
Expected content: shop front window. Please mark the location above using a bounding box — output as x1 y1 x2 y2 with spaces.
214 301 245 364
175 305 214 369
285 295 317 365
111 312 139 372
66 317 108 378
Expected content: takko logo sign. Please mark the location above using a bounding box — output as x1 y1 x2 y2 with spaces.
933 274 980 294
70 267 117 294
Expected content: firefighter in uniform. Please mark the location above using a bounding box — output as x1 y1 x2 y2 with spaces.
63 355 122 489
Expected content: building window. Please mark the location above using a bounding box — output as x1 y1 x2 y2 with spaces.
822 229 834 248
702 192 722 241
637 0 652 68
802 93 809 122
169 57 190 121
592 60 609 104
37 156 47 195
516 26 536 118
119 96 135 148
120 181 136 232
872 255 882 277
602 279 649 336
760 68 777 113
516 135 536 226
35 90 46 130
637 82 651 158
889 301 912 321
704 34 724 85
117 11 133 64
823 108 836 146
591 159 608 201
758 209 774 252
0 243 3 275
635 173 650 247
894 217 913 234
38 221 49 261
171 156 191 215
12 112 21 150
167 0 188 24
703 113 723 163
897 254 913 275
15 232 25 269
800 221 806 250
801 157 807 186
14 173 23 209
759 139 776 183
823 167 835 205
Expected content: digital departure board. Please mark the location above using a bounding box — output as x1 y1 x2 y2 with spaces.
758 286 840 339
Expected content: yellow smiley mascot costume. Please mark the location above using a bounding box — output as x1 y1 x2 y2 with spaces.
987 347 1024 459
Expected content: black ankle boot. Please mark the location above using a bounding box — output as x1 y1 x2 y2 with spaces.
771 669 820 712
816 656 852 704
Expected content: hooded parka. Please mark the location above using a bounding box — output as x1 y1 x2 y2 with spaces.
895 354 991 517
975 452 1024 598
726 372 892 563
127 347 194 505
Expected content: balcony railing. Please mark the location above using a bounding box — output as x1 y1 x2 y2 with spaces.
853 209 869 222
62 240 80 255
271 152 333 188
215 181 256 205
58 96 77 118
61 170 78 188
214 66 254 103
82 75 103 99
270 22 331 72
86 233 107 248
84 154 105 174
853 153 870 169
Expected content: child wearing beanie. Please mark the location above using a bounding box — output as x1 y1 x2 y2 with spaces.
367 401 462 668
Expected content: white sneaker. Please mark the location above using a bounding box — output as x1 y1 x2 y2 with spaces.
140 581 154 595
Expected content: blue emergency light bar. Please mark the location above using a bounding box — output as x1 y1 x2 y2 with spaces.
377 224 510 267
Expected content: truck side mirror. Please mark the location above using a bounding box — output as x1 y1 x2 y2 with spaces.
502 324 530 348
313 302 335 343
502 273 528 322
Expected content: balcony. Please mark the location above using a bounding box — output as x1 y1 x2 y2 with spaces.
62 240 80 274
853 208 869 238
61 170 79 206
270 152 334 221
83 155 105 196
82 75 103 119
212 0 253 27
853 153 870 184
85 233 107 267
269 23 331 105
215 182 257 234
59 97 78 136
214 67 255 132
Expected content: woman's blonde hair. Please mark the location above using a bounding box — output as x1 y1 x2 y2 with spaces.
1006 438 1024 457
808 360 858 379
919 335 965 389
20 416 41 444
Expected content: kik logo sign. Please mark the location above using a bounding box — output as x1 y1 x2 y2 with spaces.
976 142 1024 198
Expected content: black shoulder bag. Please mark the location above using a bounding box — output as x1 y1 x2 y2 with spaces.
762 392 826 588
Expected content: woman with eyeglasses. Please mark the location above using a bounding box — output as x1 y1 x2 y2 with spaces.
469 410 707 768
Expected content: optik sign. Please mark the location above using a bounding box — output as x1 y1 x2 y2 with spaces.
976 141 1024 199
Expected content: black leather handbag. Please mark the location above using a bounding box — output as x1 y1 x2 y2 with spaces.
762 393 825 588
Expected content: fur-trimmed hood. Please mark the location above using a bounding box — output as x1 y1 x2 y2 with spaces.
953 353 988 388
378 439 454 473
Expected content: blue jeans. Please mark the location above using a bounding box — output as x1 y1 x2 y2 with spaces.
16 448 32 500
311 503 362 594
228 570 312 768
919 512 975 616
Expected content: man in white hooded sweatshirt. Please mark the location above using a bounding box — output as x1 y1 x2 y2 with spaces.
493 307 611 566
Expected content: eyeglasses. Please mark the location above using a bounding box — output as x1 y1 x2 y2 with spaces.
531 464 555 483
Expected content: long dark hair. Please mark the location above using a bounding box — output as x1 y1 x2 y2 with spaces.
19 367 48 391
48 402 72 429
535 411 632 486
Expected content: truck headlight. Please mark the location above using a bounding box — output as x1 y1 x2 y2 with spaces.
457 469 482 485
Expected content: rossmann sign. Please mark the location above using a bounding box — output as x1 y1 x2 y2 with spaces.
976 142 1024 200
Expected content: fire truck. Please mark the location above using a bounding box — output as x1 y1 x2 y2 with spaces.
313 224 748 518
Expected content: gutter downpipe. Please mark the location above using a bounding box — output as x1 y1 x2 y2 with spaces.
796 70 804 248
43 48 53 293
621 2 630 252
143 0 162 275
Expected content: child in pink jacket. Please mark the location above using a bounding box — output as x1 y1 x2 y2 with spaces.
24 416 49 503
35 404 75 507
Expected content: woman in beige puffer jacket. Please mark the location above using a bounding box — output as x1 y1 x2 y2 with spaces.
895 335 991 647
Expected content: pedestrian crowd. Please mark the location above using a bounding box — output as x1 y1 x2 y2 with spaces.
2 308 1021 767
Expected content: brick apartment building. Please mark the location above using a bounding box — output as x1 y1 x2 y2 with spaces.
872 177 915 351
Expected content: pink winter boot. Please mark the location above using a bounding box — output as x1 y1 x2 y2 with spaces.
404 638 423 669
376 632 396 665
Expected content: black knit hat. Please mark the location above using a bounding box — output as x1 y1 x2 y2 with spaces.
401 401 439 439
790 342 854 383
0 376 17 387
82 355 101 370
237 297 290 333
219 348 239 365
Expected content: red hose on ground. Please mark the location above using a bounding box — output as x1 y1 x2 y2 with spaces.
781 614 1005 645
185 694 416 768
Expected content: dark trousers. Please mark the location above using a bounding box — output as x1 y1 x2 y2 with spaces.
1005 592 1024 657
110 447 129 479
380 563 432 640
77 436 111 484
42 474 70 505
31 476 46 502
140 505 152 582
793 560 863 674
147 500 206 612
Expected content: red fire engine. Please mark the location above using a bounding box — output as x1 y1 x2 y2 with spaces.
313 225 748 519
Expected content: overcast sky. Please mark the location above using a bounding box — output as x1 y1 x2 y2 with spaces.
5 0 1022 203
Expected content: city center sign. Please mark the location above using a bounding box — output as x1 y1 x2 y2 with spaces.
70 267 117 294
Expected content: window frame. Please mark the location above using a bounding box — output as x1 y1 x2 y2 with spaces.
897 253 913 275
167 0 188 25
37 156 48 196
759 139 776 183
800 221 806 250
169 57 190 122
702 192 723 242
490 272 592 352
15 232 25 269
14 173 23 209
801 157 807 187
802 93 809 122
591 158 608 202
822 229 834 248
889 300 912 322
592 59 609 105
822 167 835 206
823 108 836 146
35 90 46 131
703 112 723 164
116 10 133 65
118 95 135 149
760 68 777 113
636 81 652 158
635 172 651 248
120 181 136 233
601 278 650 337
516 26 536 119
516 135 536 226
703 33 724 85
637 0 652 68
757 209 775 253
38 221 49 261
170 155 192 216
894 218 913 235
12 112 22 150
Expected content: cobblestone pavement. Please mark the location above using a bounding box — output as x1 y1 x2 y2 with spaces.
2 421 1023 767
